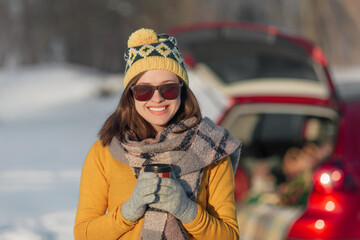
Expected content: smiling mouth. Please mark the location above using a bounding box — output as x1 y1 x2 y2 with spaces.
148 106 167 112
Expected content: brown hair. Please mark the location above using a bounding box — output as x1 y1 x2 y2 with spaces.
98 75 202 146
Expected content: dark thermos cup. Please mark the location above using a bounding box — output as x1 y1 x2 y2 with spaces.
144 164 173 178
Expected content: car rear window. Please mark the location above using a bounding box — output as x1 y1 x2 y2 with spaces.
186 41 318 83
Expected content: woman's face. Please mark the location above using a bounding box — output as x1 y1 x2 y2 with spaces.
133 70 181 133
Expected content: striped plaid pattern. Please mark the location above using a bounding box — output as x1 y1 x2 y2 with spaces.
109 117 241 240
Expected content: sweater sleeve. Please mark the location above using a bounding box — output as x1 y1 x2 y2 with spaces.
74 142 136 240
183 156 239 240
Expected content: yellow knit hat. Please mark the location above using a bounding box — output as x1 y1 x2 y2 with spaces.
123 28 189 88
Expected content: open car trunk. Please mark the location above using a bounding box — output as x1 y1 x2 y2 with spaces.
219 102 339 240
220 103 338 202
169 21 339 108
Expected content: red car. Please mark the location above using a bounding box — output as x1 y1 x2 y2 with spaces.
169 22 360 239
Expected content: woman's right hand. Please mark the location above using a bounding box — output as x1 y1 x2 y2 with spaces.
121 172 160 222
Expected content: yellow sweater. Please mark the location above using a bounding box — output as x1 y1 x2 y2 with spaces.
74 140 239 240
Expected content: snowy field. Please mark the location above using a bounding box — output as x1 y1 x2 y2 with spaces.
0 63 359 240
0 64 120 240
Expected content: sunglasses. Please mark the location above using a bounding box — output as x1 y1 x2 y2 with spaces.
131 83 183 101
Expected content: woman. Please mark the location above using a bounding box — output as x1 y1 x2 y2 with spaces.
74 28 241 240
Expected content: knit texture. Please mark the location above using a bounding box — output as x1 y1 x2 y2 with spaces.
108 117 241 240
123 28 188 88
121 172 159 222
149 177 198 223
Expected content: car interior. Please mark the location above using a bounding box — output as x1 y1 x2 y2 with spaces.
220 103 338 205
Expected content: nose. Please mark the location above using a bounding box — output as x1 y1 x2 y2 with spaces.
150 89 164 102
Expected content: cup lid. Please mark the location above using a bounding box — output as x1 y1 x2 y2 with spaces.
144 164 173 173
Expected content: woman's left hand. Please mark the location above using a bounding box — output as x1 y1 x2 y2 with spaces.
149 177 197 223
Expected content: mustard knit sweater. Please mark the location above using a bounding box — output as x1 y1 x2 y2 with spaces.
74 140 239 240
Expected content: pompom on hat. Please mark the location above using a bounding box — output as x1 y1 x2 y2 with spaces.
123 28 189 88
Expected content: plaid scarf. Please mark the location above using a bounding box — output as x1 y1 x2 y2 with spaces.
109 117 241 240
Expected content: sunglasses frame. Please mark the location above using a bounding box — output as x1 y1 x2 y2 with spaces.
130 82 184 101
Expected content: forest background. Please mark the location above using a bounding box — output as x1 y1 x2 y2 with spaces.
1 0 360 73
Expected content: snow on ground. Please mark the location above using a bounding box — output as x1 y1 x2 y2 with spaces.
0 64 107 122
331 67 360 101
0 64 122 240
0 63 226 240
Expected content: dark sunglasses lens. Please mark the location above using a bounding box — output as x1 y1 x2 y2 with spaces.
133 85 154 101
160 84 180 100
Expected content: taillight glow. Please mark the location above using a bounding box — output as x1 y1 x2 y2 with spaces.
315 219 325 230
325 201 335 211
313 166 345 193
331 170 342 181
320 173 331 185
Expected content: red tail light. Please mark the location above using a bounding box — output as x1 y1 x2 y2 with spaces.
313 163 357 194
313 167 344 193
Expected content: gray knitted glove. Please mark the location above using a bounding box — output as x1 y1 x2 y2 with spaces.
149 177 197 223
121 172 160 222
